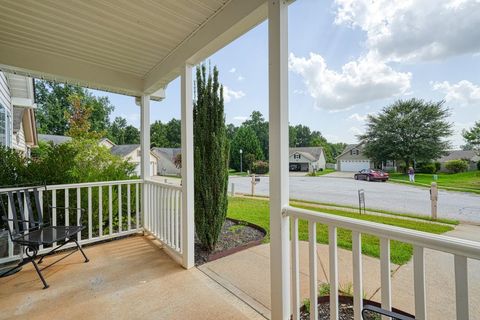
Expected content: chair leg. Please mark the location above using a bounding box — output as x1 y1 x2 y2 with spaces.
31 259 49 289
74 239 89 263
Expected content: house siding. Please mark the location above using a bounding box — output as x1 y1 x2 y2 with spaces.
0 72 12 147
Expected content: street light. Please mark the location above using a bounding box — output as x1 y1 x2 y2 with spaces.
239 149 243 173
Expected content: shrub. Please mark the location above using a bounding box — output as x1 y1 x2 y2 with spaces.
193 64 230 252
434 161 442 172
416 162 437 174
445 159 468 173
252 160 269 174
477 161 480 171
0 146 29 187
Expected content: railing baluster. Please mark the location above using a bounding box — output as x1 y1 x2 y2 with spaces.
352 231 363 320
118 184 122 232
179 191 183 252
136 183 139 229
127 184 131 231
176 190 180 250
308 220 318 320
454 255 469 320
413 246 427 320
162 186 166 241
52 190 57 247
155 185 159 237
65 188 69 226
291 217 300 320
329 226 338 320
98 186 103 237
88 186 92 239
76 188 81 241
167 188 171 245
380 238 392 318
109 185 113 235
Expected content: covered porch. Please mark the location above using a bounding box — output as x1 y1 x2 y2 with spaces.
1 1 480 320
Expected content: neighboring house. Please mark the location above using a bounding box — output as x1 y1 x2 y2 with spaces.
289 147 326 172
110 144 159 176
437 150 480 172
0 72 38 156
98 137 115 149
336 143 374 172
38 134 72 145
151 147 182 176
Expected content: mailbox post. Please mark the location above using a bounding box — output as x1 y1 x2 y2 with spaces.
251 174 260 196
430 182 438 220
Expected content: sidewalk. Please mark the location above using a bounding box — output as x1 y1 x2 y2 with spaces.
199 224 480 319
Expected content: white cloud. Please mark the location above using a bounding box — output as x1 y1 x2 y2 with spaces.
289 52 411 110
348 126 363 135
237 75 245 81
348 113 368 122
334 0 480 62
432 80 480 107
223 86 245 103
229 68 236 73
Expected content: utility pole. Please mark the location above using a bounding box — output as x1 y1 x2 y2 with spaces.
239 149 243 173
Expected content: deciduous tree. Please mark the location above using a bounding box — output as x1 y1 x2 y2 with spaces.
361 99 452 167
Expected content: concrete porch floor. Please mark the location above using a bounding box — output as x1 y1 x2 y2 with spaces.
0 236 263 320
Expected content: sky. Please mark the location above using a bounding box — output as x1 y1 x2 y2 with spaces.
91 0 480 148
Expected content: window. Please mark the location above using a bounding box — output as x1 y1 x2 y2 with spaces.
293 153 301 160
0 104 11 147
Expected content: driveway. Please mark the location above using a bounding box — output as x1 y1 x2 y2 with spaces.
229 176 480 224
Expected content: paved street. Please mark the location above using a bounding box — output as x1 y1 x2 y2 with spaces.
229 175 480 224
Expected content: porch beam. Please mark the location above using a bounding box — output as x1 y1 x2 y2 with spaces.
0 44 144 96
268 0 290 319
180 64 195 269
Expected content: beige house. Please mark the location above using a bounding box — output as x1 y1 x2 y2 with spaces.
0 72 38 155
109 144 159 176
336 143 374 172
289 147 326 172
437 150 480 172
151 147 181 176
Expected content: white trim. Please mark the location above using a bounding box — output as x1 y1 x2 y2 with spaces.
268 0 290 318
180 64 194 269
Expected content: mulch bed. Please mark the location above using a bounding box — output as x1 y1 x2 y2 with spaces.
194 218 266 266
299 296 414 320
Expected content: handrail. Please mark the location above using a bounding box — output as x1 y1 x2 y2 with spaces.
284 205 480 260
0 179 143 192
144 179 182 191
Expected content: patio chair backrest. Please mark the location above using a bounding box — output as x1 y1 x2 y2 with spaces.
0 186 45 240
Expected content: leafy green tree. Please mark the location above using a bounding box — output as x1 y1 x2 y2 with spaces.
165 119 181 147
65 94 104 139
243 111 269 160
230 126 263 171
35 80 113 135
463 121 480 154
193 64 230 252
361 99 453 167
150 120 169 147
108 117 127 144
124 125 140 144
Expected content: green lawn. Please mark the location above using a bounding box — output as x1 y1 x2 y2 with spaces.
389 171 480 194
228 169 250 177
310 168 335 176
227 197 454 265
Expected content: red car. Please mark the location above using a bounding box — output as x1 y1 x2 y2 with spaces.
354 169 389 182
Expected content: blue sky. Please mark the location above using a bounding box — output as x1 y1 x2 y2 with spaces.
91 0 480 148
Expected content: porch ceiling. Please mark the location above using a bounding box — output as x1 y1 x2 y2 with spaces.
0 0 267 96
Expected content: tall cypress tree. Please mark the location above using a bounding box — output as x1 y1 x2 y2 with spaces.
193 64 230 252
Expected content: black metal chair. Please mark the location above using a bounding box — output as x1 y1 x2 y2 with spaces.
362 305 415 320
0 186 89 289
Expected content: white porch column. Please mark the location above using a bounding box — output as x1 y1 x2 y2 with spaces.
268 1 290 319
180 64 195 269
140 95 150 229
140 95 151 180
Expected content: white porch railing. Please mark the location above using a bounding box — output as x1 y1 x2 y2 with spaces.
1 179 143 265
143 179 183 263
284 205 480 320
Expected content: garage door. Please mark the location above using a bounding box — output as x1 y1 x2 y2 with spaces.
340 160 370 172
